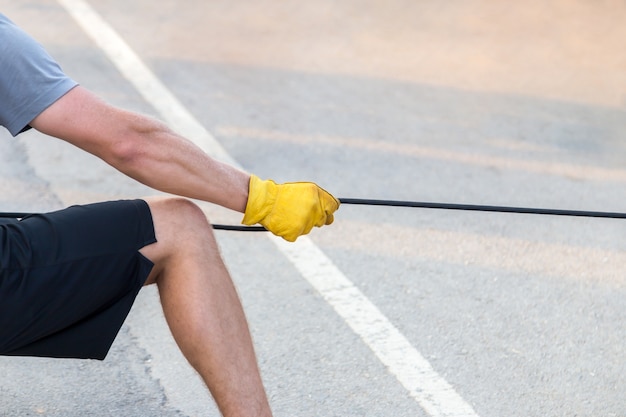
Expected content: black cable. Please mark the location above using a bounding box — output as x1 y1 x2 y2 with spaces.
338 198 626 219
212 224 267 232
0 211 268 232
0 212 30 219
2 198 625 231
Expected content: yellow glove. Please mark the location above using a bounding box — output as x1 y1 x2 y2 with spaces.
242 174 340 242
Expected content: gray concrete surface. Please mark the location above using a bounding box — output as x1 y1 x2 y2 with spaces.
1 1 625 416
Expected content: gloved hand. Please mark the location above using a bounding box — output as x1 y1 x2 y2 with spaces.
242 174 340 242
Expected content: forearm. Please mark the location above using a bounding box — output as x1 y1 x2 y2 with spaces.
109 116 250 212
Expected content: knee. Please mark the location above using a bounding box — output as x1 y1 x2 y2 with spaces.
160 197 207 223
146 197 214 243
140 197 219 286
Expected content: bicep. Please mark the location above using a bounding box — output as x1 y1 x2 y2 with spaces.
30 86 126 160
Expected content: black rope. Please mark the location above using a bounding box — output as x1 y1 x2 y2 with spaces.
213 224 267 232
0 211 268 232
338 198 626 219
2 198 625 231
0 212 30 219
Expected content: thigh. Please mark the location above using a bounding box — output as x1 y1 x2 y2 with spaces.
0 199 156 359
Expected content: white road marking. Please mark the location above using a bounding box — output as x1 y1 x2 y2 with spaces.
56 0 234 165
272 236 479 417
56 1 481 416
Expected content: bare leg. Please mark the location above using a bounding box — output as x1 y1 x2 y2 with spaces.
139 197 272 417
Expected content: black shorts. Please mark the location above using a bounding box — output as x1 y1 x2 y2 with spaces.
0 199 156 360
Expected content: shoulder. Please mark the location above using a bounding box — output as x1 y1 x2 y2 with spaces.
0 14 78 137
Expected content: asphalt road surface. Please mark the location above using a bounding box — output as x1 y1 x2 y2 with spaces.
1 1 625 416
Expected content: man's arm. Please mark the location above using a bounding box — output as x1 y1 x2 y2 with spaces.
30 85 339 241
30 86 250 212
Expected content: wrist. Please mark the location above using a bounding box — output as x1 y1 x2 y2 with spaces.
242 175 277 225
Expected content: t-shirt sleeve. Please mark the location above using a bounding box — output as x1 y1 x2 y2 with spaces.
0 13 78 137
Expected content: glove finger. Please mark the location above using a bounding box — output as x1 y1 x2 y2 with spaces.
273 221 300 242
282 232 298 242
320 190 338 226
300 219 316 237
318 187 340 211
314 216 326 228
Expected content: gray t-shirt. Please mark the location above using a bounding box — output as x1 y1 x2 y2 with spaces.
0 13 78 136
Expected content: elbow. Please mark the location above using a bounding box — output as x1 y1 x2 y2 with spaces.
108 136 143 168
105 115 163 169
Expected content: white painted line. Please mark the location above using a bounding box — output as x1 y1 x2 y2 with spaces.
272 236 479 417
56 0 235 166
56 1 480 416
